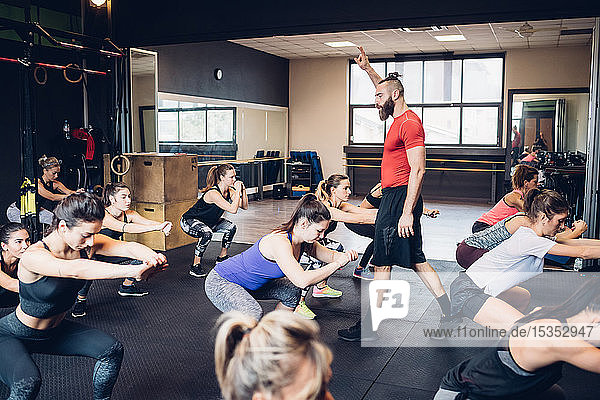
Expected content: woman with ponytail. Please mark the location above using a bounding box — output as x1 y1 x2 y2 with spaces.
293 174 376 319
71 182 173 317
436 278 600 400
204 194 357 321
0 192 167 399
449 188 600 331
7 155 81 225
181 164 248 278
472 164 539 233
215 310 334 400
457 188 588 270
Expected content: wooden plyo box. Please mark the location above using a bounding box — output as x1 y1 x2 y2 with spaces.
122 153 198 204
123 199 197 251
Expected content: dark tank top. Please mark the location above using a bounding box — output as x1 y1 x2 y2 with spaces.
365 192 381 209
323 200 339 236
19 241 88 318
440 319 566 399
99 211 130 240
183 186 231 227
38 178 63 211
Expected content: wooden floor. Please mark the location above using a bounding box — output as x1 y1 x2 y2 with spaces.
225 196 490 261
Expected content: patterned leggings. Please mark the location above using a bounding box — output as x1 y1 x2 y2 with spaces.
180 217 237 258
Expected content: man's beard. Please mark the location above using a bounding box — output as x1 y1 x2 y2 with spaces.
378 97 395 121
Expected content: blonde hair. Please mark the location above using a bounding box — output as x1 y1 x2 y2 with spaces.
38 155 60 170
315 174 349 203
215 311 332 400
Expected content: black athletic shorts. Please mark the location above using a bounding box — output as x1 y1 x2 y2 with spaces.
449 272 490 320
372 185 426 268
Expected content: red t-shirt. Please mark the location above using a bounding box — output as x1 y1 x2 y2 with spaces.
381 110 425 188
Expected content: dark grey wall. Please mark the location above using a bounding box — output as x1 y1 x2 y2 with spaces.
148 41 289 107
114 0 599 46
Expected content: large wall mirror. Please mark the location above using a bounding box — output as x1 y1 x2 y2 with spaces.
130 48 158 152
509 88 589 156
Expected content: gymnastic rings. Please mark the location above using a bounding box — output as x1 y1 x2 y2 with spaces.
33 66 47 85
63 63 83 84
110 154 131 177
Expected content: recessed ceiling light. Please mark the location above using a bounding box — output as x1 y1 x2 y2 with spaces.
324 41 357 48
434 35 466 42
400 26 447 32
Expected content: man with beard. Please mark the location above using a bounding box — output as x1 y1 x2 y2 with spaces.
338 47 453 341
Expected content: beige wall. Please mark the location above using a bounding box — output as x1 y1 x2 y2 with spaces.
132 75 156 152
237 108 287 160
503 46 591 144
289 58 348 176
288 46 592 170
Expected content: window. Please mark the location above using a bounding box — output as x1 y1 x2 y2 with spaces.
349 55 503 146
157 100 236 143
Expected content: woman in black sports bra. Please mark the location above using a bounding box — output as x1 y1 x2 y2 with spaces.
181 163 248 278
0 192 167 399
435 278 600 400
71 182 173 317
0 223 30 308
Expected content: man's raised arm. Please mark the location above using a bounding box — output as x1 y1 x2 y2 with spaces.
354 46 383 87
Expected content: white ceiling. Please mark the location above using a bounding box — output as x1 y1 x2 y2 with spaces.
230 18 596 59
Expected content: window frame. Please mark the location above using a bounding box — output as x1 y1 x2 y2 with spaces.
348 52 505 147
158 105 237 144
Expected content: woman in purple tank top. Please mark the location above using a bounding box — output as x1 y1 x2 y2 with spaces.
205 194 358 321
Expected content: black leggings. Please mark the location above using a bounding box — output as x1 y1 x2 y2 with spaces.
344 223 375 268
0 312 124 400
0 289 19 308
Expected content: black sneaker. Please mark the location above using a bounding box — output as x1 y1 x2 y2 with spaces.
430 314 462 340
71 300 87 318
216 255 230 262
189 264 208 278
337 319 378 342
118 283 149 297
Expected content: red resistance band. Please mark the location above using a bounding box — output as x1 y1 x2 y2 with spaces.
71 128 96 160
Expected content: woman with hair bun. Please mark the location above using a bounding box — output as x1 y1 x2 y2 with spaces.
0 192 167 399
0 223 30 308
71 182 173 317
205 194 357 321
6 155 80 225
181 163 248 278
450 188 600 331
215 310 335 400
472 164 539 233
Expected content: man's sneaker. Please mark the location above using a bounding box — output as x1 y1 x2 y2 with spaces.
189 264 208 278
337 319 378 342
216 255 230 262
294 301 316 319
312 285 342 298
118 283 149 297
430 314 463 340
353 266 374 280
71 300 87 318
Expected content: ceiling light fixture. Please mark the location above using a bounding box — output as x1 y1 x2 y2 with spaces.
434 35 466 42
399 26 447 33
90 0 107 7
324 41 357 48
